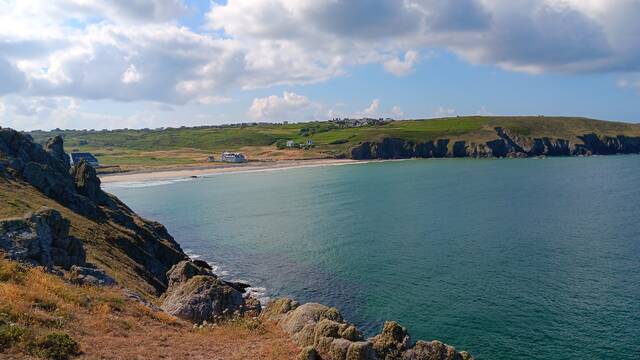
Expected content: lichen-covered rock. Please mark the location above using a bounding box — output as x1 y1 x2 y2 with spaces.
403 340 474 360
0 207 85 270
260 297 300 322
346 341 376 360
297 346 320 360
166 260 214 289
279 303 343 335
372 321 410 360
160 275 245 323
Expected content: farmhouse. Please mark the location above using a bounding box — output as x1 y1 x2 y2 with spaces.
70 152 99 167
286 140 296 147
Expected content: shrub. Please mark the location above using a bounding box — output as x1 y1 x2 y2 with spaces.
329 139 349 145
0 324 26 350
30 333 80 360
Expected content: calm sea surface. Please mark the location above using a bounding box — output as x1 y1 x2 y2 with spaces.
105 157 640 359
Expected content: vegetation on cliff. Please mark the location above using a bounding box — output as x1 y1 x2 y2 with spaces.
26 116 640 170
1 127 475 359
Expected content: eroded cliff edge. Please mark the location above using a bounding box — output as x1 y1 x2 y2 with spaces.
349 127 640 159
0 127 474 360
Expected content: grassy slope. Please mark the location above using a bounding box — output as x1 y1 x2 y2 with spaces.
0 258 298 359
0 177 164 298
29 116 640 169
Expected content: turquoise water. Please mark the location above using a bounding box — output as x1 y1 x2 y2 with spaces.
106 157 640 359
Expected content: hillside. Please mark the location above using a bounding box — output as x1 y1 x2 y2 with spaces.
27 116 640 172
1 128 475 359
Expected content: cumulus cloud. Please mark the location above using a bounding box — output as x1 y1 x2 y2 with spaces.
391 105 404 118
433 107 457 117
1 0 640 127
248 92 319 121
384 50 419 76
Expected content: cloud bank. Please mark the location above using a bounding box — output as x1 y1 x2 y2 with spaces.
1 0 639 126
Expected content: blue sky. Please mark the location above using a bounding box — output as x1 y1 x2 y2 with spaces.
1 0 639 130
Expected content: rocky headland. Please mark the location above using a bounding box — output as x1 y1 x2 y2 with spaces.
349 127 640 159
0 127 474 359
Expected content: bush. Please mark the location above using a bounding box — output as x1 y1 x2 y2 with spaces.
0 324 26 351
30 333 80 360
329 139 349 145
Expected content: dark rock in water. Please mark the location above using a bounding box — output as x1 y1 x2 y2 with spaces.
69 265 115 286
45 135 70 171
0 207 86 270
192 259 212 270
161 275 245 323
223 280 251 294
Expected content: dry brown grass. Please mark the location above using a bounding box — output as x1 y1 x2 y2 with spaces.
0 257 299 359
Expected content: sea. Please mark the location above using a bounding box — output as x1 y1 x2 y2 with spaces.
104 156 640 359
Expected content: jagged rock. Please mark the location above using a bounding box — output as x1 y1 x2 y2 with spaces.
279 303 343 335
161 274 245 323
166 260 214 289
403 340 474 360
346 341 376 360
0 207 86 270
260 297 300 322
69 265 116 286
297 346 320 360
44 135 70 171
71 160 105 203
372 321 410 360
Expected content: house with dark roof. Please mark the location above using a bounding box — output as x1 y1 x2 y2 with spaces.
70 152 99 167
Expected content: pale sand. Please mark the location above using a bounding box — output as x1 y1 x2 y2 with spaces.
99 159 369 183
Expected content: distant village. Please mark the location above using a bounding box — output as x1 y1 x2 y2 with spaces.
51 117 395 169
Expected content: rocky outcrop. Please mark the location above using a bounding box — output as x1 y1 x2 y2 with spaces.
0 128 187 294
0 207 86 270
261 298 474 360
160 260 259 323
44 135 70 171
349 127 640 160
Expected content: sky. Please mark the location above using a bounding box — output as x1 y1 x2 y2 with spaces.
1 0 640 131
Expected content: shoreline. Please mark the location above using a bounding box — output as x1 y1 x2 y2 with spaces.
99 158 373 183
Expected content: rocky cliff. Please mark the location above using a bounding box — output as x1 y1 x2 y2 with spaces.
0 127 475 359
349 127 640 159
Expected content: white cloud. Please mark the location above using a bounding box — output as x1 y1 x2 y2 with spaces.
433 107 457 117
617 76 640 94
384 50 419 76
1 0 640 129
121 64 143 84
391 105 404 117
363 99 380 117
248 91 319 121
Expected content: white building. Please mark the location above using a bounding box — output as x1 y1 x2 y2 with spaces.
286 140 296 147
221 152 247 163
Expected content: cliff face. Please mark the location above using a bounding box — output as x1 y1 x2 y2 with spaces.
349 127 640 159
0 128 186 295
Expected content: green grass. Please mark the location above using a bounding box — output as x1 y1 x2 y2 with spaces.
28 116 640 163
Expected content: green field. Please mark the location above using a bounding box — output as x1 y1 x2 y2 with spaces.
27 116 640 169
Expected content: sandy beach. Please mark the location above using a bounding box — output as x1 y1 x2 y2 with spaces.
99 158 367 183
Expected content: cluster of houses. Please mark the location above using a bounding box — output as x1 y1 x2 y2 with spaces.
330 117 393 127
286 139 314 148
